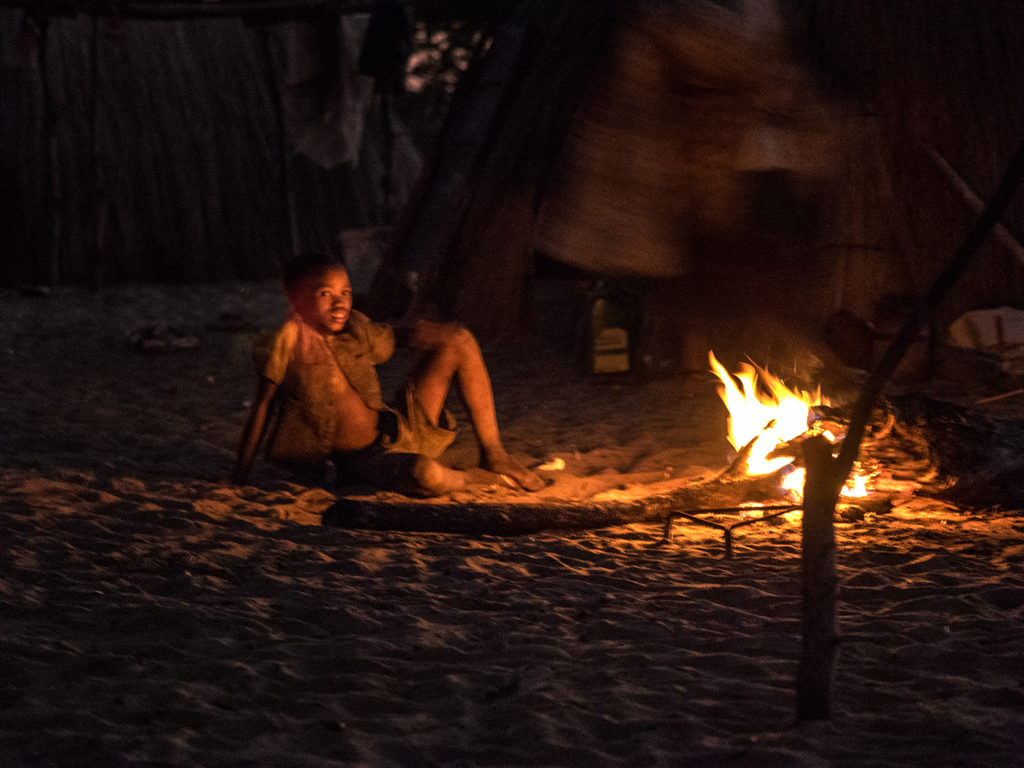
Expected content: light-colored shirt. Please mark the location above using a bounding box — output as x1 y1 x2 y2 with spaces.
254 310 394 464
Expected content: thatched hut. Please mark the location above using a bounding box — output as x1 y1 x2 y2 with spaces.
390 0 1024 372
4 0 1023 375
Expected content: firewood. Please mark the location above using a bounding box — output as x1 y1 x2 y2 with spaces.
871 393 1024 509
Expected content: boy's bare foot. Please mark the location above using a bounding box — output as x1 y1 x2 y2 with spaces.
482 451 546 492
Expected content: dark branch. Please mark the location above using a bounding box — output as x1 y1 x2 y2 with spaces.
833 134 1024 489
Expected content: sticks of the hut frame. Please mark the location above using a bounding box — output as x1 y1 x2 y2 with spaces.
18 0 379 287
976 387 1024 405
793 134 1024 722
6 0 375 21
87 12 108 287
252 22 299 263
35 15 58 288
926 144 1024 268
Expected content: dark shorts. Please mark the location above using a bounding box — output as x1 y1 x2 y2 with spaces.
332 382 458 490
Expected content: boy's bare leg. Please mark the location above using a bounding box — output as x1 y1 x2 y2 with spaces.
408 323 545 491
359 451 465 497
411 454 466 496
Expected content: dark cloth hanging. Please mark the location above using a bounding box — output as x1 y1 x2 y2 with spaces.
284 14 376 168
357 0 412 94
0 15 47 285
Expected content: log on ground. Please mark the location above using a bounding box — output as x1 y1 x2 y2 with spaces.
324 467 791 535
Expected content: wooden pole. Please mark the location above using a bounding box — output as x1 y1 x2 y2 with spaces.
35 13 60 288
254 23 297 266
88 12 104 287
796 435 842 721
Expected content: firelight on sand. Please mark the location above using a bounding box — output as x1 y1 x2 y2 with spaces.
709 352 868 502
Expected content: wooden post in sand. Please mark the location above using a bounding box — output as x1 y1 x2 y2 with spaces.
796 435 842 721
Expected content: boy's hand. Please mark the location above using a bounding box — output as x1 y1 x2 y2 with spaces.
397 318 463 351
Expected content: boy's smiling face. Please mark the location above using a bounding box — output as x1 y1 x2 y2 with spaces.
289 266 353 334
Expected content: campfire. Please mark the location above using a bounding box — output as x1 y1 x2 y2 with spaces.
708 352 870 510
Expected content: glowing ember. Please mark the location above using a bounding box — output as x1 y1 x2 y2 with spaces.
781 468 868 500
709 351 868 501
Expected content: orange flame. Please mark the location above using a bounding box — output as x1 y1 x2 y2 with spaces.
709 351 824 474
709 351 867 501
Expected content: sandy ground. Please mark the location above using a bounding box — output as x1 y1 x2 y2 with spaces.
1 281 1023 767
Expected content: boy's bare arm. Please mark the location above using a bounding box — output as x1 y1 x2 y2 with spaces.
232 377 279 485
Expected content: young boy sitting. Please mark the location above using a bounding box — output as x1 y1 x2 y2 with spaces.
232 251 544 496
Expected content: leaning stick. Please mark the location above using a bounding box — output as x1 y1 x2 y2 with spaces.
796 134 1024 723
836 136 1024 488
925 144 1024 268
975 387 1024 406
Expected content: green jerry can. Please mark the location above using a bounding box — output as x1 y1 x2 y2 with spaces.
588 283 632 374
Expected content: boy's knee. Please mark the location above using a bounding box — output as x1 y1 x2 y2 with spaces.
411 455 465 496
438 323 478 359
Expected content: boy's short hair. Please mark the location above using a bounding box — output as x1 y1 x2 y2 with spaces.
282 251 347 290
